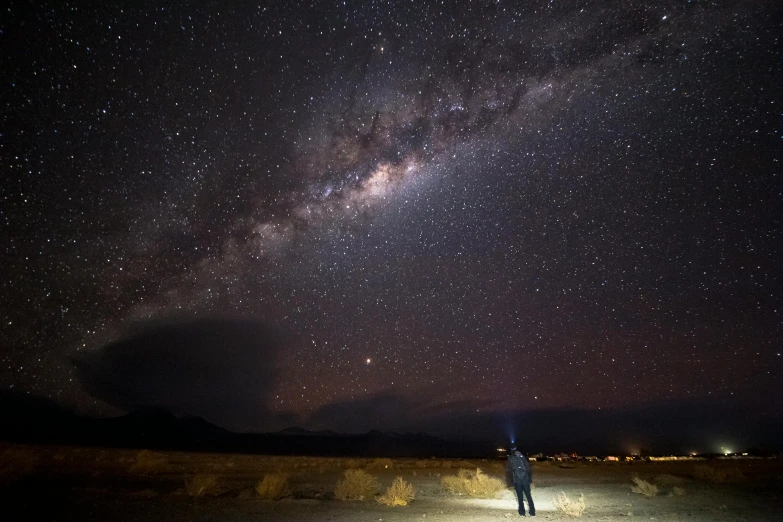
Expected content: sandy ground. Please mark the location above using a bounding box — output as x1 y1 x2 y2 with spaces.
1 444 781 521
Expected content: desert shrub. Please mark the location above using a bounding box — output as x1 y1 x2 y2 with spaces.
554 491 585 517
0 448 41 482
631 476 658 497
129 450 168 474
255 473 291 499
441 468 505 498
334 469 380 500
693 464 744 483
377 476 416 506
185 473 219 496
415 459 428 469
367 458 394 470
672 486 686 496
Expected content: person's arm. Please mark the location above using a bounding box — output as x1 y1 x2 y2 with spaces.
506 458 514 486
525 457 532 483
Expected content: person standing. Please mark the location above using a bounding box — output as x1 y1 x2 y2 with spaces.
507 447 535 517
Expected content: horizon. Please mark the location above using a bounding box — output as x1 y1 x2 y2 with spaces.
2 390 779 456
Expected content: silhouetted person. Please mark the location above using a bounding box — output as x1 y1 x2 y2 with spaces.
507 447 535 517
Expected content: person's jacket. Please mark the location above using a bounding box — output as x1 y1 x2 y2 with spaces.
507 451 532 485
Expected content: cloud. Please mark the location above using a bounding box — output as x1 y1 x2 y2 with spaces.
72 318 284 431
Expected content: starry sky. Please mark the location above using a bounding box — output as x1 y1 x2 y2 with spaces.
1 1 780 452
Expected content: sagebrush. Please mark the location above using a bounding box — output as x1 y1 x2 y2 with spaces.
377 476 416 506
631 476 658 497
185 473 219 496
441 468 504 498
334 469 379 500
693 464 744 483
128 449 168 474
554 491 586 517
255 473 291 499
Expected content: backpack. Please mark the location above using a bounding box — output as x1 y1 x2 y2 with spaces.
509 454 530 483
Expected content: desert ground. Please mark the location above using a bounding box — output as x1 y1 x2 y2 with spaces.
1 444 781 521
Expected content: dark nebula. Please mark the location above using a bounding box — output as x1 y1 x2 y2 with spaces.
1 1 780 451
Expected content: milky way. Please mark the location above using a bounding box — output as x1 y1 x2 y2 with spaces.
2 1 780 447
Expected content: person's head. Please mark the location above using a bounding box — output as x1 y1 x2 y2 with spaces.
510 446 517 452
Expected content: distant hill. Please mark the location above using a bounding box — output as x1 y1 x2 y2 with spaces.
0 392 494 458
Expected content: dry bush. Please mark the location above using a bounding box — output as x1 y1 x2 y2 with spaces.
367 458 394 470
693 464 744 483
377 476 416 506
334 469 380 500
0 447 41 482
441 468 505 498
631 476 659 497
185 473 219 496
672 486 686 496
256 473 291 499
128 450 168 474
654 473 684 486
554 491 586 517
415 459 429 469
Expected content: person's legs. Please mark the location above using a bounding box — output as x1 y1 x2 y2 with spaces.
521 481 535 516
513 481 526 515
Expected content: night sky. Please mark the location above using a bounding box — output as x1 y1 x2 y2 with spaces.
2 1 780 452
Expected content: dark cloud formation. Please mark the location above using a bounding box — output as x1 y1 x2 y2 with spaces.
1 1 780 450
72 319 283 432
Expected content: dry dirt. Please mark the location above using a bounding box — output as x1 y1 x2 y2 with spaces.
1 444 781 521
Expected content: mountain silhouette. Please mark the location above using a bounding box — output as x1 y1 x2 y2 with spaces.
0 392 493 457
